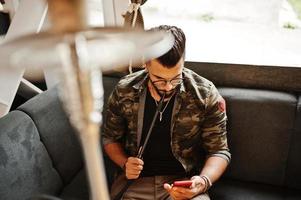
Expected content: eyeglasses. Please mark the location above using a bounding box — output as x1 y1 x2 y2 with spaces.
150 75 184 88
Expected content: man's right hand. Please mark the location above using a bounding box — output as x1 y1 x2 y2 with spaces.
124 157 144 179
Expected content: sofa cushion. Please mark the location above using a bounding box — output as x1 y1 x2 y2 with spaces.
210 179 301 200
0 111 63 200
218 88 297 187
17 87 83 185
285 95 301 190
59 169 89 200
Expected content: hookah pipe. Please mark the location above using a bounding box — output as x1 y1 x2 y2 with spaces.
113 92 166 200
0 1 174 199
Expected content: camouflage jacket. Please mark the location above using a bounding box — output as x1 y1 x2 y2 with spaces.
102 67 231 173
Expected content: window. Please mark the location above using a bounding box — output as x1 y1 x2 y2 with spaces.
142 0 301 67
87 0 105 27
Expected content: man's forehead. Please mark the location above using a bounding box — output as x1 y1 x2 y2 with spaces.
149 66 182 79
151 73 182 80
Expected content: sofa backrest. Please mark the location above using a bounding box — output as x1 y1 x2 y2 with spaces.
0 86 84 200
186 63 301 190
0 74 124 200
18 87 83 185
0 110 63 200
219 88 301 190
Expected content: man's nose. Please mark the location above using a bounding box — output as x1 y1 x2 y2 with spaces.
163 81 173 91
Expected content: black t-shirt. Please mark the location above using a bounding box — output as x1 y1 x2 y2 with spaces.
140 89 186 177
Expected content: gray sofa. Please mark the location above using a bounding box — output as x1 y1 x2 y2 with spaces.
0 62 301 200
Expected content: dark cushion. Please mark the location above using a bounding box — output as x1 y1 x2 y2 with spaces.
218 88 297 187
187 62 301 93
210 179 301 200
17 87 83 185
0 111 63 200
59 169 89 200
285 95 301 190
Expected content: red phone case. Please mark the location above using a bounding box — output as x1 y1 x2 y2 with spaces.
173 180 193 187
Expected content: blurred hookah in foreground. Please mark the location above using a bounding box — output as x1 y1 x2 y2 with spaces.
0 0 174 199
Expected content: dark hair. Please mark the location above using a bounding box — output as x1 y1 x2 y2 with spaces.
149 25 186 68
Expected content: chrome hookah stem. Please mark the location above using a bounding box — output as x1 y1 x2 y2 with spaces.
47 0 110 199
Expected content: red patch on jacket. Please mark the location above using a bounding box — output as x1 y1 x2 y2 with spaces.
218 97 226 112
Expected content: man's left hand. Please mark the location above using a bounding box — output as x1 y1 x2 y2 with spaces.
163 176 206 200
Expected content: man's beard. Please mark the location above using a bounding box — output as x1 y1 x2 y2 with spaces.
150 81 178 99
156 88 175 99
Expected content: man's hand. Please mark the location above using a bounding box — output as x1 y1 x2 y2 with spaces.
124 157 144 179
163 176 206 200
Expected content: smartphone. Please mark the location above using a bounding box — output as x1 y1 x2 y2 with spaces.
172 180 193 188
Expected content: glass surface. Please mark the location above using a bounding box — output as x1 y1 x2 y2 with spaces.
152 78 184 88
87 0 105 27
142 0 301 67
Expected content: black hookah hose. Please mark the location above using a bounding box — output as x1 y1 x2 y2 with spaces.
113 93 166 200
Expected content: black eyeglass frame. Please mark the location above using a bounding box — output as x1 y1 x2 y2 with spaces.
148 72 185 88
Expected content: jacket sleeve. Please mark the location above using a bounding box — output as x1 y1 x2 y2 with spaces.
201 84 231 162
102 87 126 145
